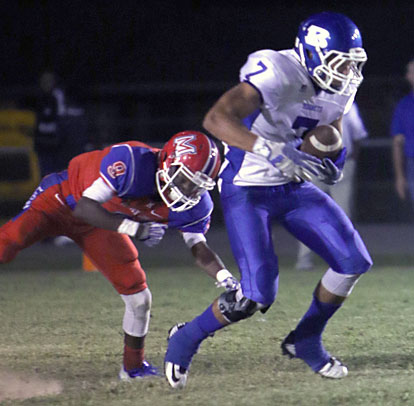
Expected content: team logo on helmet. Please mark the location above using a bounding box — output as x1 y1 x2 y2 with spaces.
156 131 220 212
173 135 197 157
295 12 367 95
304 25 330 49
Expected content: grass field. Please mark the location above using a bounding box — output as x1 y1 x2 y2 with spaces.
1 243 414 405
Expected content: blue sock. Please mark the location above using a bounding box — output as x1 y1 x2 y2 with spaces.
165 305 225 368
294 295 341 371
195 304 226 335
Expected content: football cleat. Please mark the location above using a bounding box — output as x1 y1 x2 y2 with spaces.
281 330 297 358
168 322 187 338
281 330 348 379
164 323 188 389
119 361 160 381
164 361 188 389
317 357 348 379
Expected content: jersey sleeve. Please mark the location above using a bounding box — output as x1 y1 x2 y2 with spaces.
179 214 211 234
82 177 114 203
168 192 213 234
239 50 284 107
99 144 136 197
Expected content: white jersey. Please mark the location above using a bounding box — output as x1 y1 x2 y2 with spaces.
220 49 355 186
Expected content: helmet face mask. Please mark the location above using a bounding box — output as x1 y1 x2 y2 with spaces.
313 48 367 94
156 131 221 212
295 12 367 95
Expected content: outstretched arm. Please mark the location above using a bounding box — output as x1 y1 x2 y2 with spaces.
203 82 321 177
73 196 125 231
73 177 123 230
73 180 166 245
190 241 226 279
182 232 239 290
203 82 262 152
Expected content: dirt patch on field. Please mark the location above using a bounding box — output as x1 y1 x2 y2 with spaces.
0 369 62 402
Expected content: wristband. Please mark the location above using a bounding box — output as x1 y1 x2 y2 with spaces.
216 269 233 283
117 219 139 237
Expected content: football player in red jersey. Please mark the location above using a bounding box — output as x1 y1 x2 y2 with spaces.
0 131 238 380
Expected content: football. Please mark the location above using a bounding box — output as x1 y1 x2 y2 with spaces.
300 125 343 160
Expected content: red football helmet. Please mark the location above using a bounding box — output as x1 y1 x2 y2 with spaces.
156 131 221 212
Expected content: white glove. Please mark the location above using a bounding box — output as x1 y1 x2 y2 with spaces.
299 157 344 185
252 137 321 179
136 222 168 247
117 219 167 247
315 157 343 185
215 269 240 291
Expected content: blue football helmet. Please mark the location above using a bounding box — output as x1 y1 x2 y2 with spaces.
295 12 367 95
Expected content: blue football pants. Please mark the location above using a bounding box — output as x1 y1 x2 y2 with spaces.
220 181 372 305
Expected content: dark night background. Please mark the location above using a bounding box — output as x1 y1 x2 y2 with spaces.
1 1 413 87
1 1 414 222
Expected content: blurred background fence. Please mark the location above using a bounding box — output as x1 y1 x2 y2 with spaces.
0 74 412 224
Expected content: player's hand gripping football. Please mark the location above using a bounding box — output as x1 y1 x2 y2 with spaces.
136 222 168 247
253 137 322 180
277 139 322 177
314 158 343 185
309 147 346 185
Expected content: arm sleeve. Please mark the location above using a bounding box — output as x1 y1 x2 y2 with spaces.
99 144 135 196
239 51 282 107
82 177 115 203
181 232 207 248
178 214 211 234
168 192 214 233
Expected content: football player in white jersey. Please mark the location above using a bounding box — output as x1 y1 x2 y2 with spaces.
164 12 373 388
